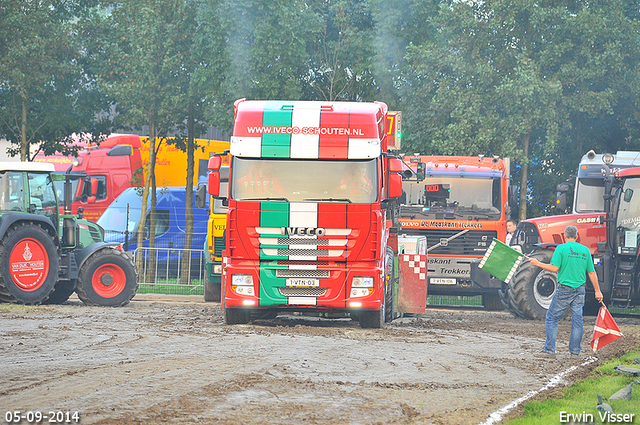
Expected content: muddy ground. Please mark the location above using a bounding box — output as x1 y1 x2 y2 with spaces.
1 295 639 425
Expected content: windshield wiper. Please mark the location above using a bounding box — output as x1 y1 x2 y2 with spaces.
242 197 290 202
304 198 352 203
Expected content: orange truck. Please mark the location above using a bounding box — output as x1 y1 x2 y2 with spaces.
397 154 512 310
37 134 229 222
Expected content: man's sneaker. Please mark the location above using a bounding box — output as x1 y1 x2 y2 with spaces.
570 353 581 359
534 351 556 359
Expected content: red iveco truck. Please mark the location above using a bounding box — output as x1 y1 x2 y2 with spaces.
205 99 404 327
36 134 229 222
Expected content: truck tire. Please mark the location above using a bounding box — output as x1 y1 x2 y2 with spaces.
224 308 250 325
482 292 503 311
204 279 221 302
43 280 76 304
506 250 556 320
76 249 138 306
0 223 59 305
361 248 395 328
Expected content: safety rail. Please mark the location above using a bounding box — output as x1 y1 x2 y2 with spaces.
132 247 206 294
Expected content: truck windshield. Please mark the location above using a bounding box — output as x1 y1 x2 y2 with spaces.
400 177 501 220
615 177 640 254
574 177 605 213
231 158 378 203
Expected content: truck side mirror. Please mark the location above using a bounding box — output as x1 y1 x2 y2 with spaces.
388 174 402 198
91 178 98 196
556 192 567 211
508 184 518 208
196 183 207 209
208 171 220 197
555 182 570 211
416 162 426 181
208 156 222 171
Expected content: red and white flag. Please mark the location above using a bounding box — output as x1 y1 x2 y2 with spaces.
591 305 623 352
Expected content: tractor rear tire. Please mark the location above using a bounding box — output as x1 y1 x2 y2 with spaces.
43 280 76 304
505 250 556 320
0 223 59 305
76 249 138 306
204 279 221 302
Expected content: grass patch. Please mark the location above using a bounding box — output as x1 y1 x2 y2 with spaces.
0 304 32 313
504 350 640 424
137 283 204 296
428 294 483 307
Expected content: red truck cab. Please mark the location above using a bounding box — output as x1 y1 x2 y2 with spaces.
208 99 403 327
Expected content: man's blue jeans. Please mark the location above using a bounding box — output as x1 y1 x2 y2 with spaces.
543 284 586 355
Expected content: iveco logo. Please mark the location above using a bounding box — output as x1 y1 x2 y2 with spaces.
282 227 326 236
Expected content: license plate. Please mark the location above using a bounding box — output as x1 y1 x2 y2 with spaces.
288 297 317 305
431 278 456 285
286 278 319 287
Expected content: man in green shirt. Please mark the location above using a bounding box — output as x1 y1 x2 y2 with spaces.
530 225 603 358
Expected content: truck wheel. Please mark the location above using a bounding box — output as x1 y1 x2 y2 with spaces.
76 249 138 306
360 282 392 329
204 279 221 302
384 246 395 323
224 308 250 325
0 223 59 305
482 292 503 311
507 250 556 320
360 306 384 328
43 280 76 304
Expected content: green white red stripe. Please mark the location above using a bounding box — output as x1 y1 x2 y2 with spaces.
232 100 385 159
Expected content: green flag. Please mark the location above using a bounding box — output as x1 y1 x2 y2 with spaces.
478 238 524 282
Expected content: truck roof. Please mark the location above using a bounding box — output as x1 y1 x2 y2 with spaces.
231 99 388 159
400 154 507 178
0 162 56 172
577 151 640 178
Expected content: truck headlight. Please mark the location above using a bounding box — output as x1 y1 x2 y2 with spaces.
213 264 222 274
351 276 374 297
231 274 254 295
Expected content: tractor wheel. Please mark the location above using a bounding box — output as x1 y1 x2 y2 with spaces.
43 280 76 304
76 249 138 306
0 223 59 305
482 291 503 311
506 250 556 320
204 278 221 302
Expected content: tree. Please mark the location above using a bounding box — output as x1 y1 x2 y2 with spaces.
0 1 108 161
400 0 640 218
89 0 198 270
302 0 377 102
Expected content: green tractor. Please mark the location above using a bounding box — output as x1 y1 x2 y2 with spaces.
0 162 137 306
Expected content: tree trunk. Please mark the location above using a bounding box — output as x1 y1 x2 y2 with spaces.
136 118 156 276
518 133 530 220
20 94 28 161
181 112 196 284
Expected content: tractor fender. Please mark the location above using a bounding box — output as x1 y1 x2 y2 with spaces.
0 213 58 242
527 243 558 254
73 242 124 271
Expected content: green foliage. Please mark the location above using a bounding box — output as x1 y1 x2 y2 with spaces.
0 0 109 160
505 350 640 424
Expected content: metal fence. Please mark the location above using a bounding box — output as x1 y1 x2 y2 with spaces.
132 247 205 295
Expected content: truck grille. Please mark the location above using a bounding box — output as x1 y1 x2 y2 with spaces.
257 228 349 259
406 229 497 256
276 269 330 279
278 287 327 297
